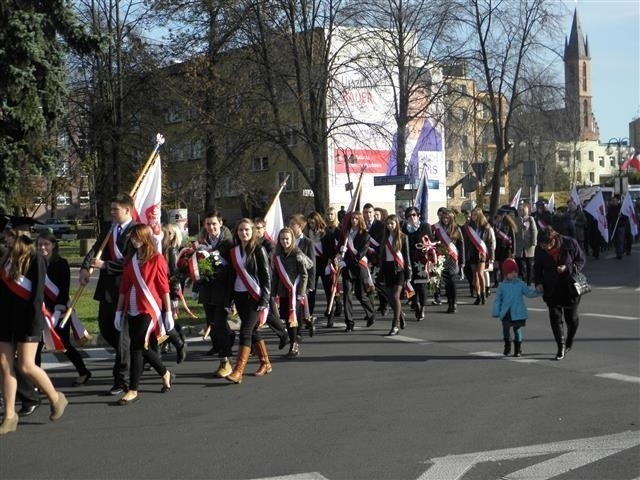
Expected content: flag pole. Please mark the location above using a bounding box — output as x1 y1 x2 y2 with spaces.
267 174 290 213
60 134 165 327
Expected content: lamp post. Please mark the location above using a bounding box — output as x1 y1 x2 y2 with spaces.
336 147 357 198
606 137 635 195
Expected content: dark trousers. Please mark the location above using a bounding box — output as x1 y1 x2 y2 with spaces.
204 303 232 358
516 257 533 285
442 270 457 307
127 314 167 390
55 321 89 376
342 266 375 326
547 301 580 346
98 300 130 388
233 292 262 347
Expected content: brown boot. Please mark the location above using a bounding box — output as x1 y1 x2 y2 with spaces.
253 340 272 376
225 346 251 384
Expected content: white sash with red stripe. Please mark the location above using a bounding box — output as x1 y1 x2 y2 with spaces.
464 225 488 258
230 246 268 325
44 275 59 303
347 235 374 288
131 254 165 347
367 236 380 255
433 224 459 262
385 238 405 270
495 226 512 248
108 225 124 261
536 218 548 230
274 255 300 326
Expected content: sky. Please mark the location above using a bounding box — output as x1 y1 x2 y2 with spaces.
561 0 640 144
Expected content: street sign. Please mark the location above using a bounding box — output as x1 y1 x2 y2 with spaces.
373 174 411 186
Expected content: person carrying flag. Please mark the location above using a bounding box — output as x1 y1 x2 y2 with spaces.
79 193 136 396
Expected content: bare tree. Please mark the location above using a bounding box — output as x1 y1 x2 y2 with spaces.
454 0 565 215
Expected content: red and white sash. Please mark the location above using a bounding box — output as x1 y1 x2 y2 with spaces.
433 224 459 262
495 226 512 248
131 254 166 347
313 241 323 257
108 225 125 261
464 225 488 258
385 238 405 270
347 235 374 288
274 255 300 326
367 236 380 255
536 217 548 230
1 265 66 351
230 246 268 325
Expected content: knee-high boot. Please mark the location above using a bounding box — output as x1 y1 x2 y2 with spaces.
225 346 251 384
167 329 187 363
253 340 272 376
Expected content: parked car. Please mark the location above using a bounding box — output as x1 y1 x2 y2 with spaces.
33 218 72 235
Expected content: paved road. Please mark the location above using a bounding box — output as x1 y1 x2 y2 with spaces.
2 247 639 480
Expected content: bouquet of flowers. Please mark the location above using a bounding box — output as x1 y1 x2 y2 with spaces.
413 236 446 293
176 246 224 284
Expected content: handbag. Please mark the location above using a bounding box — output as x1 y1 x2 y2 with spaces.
571 271 591 297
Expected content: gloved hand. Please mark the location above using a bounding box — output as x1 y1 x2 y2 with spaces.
163 310 175 331
114 311 123 332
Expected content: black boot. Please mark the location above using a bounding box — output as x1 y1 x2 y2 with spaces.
513 341 522 357
503 341 511 356
480 294 486 305
474 295 481 305
555 342 565 360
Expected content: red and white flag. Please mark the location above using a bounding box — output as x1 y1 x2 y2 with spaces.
570 185 581 208
264 194 284 244
132 154 163 251
621 192 639 236
621 153 640 171
509 188 522 208
548 193 555 213
584 191 609 243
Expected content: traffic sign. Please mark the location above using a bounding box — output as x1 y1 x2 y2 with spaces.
373 175 412 186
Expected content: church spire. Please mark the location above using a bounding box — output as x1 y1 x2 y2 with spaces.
564 9 589 61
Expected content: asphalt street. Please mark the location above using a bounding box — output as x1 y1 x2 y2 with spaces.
1 246 639 480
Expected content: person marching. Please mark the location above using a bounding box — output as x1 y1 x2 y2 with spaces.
79 193 135 395
516 202 537 286
464 208 495 305
403 206 434 320
433 211 465 313
491 258 540 357
37 232 92 385
534 226 586 360
160 224 187 363
363 203 387 315
115 224 174 404
379 215 411 336
339 211 376 332
226 218 272 383
272 227 309 357
493 206 518 285
323 208 343 322
194 212 235 377
288 214 316 336
0 226 68 434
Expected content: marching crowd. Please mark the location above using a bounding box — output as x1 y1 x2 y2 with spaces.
1 189 634 435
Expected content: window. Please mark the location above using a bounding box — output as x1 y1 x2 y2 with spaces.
588 151 594 162
56 192 71 206
278 171 299 192
574 151 581 163
215 177 240 198
57 161 70 177
599 156 605 167
576 171 582 182
558 150 570 166
165 105 183 124
583 100 589 128
582 62 587 91
446 160 454 173
285 126 299 147
191 140 204 159
459 160 469 173
252 157 269 171
610 157 616 167
79 191 90 205
589 172 595 183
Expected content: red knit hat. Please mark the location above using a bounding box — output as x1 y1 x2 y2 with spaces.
501 258 519 277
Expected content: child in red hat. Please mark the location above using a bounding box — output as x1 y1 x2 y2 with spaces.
491 258 541 356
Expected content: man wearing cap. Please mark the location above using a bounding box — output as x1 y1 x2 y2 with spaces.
532 199 553 239
79 193 136 395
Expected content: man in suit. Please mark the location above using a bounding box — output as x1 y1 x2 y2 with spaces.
362 203 387 313
289 214 316 336
79 193 135 395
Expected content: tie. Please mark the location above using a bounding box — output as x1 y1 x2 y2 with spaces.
116 225 123 240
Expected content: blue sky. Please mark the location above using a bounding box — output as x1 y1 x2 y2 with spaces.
562 0 640 144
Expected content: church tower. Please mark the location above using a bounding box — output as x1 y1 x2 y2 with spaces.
564 9 599 141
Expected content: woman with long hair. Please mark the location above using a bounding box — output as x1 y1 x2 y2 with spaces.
534 226 586 360
272 227 308 358
433 211 465 313
0 227 68 434
340 211 376 332
226 218 272 383
493 207 518 285
115 224 174 404
305 211 326 322
36 232 91 385
379 215 411 336
160 224 187 363
323 207 343 321
464 208 495 305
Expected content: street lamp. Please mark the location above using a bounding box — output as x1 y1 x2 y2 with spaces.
336 147 357 197
606 137 635 195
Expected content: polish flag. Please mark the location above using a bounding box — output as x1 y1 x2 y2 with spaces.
132 154 163 251
621 153 640 171
509 188 522 208
264 193 284 244
621 192 639 236
570 185 581 208
548 193 555 213
584 191 609 243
